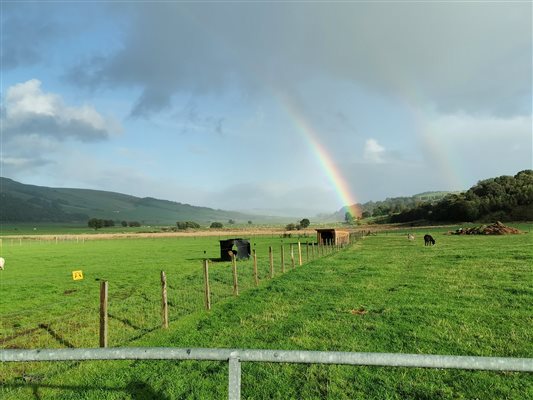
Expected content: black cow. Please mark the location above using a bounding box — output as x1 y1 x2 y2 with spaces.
424 234 435 246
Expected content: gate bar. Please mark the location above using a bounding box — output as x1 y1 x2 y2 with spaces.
2 347 532 372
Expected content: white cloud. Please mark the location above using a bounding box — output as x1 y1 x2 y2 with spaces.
1 79 122 176
3 79 121 142
363 139 386 163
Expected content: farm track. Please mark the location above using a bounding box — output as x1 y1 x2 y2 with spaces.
1 229 301 241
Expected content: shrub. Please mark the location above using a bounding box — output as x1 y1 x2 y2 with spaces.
177 221 200 230
285 223 297 231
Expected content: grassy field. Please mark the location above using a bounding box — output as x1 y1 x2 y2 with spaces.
1 226 532 399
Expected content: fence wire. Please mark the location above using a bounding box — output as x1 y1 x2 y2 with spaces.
1 235 362 385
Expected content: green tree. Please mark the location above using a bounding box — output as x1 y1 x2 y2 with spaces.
344 212 354 224
299 218 310 228
88 218 103 230
210 222 223 228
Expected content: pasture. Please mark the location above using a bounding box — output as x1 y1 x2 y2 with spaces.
1 226 532 399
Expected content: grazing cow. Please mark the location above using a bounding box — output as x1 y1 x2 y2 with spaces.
424 234 435 246
407 233 415 241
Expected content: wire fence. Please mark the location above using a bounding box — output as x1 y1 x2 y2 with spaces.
1 233 365 384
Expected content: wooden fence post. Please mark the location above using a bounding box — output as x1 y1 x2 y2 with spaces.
161 271 169 328
290 244 295 268
269 246 274 278
232 253 239 296
253 250 259 287
281 245 285 273
312 242 315 259
203 259 211 310
99 281 108 348
298 242 302 266
306 241 309 263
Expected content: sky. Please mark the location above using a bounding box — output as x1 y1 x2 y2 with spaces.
1 1 531 217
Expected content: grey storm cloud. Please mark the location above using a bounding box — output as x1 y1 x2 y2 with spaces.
66 2 532 117
1 3 63 70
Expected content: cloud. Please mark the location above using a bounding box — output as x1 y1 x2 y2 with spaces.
343 160 447 203
1 7 61 69
1 156 51 170
346 113 532 201
363 139 386 164
1 80 122 176
194 181 337 216
66 2 531 117
0 134 60 177
172 101 225 136
422 113 532 183
3 79 121 142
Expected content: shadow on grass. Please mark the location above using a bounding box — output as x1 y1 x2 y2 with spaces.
108 313 143 330
4 380 171 400
38 324 75 348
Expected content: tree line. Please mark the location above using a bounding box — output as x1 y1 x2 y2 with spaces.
88 219 141 230
390 170 533 223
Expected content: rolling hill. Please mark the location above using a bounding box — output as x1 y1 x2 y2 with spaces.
329 191 458 221
0 177 281 225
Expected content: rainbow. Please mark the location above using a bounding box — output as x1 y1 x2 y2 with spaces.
278 92 361 217
383 76 464 191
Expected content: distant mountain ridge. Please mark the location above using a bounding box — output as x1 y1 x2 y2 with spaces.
0 177 280 224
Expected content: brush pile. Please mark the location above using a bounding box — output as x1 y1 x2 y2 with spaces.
451 221 522 235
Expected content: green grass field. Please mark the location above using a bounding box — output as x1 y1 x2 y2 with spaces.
1 226 532 399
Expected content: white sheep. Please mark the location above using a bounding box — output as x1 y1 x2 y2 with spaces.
0 257 5 270
407 233 415 241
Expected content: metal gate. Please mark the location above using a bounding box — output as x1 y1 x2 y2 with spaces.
2 347 532 399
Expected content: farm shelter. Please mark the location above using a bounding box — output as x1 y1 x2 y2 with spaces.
316 229 350 245
219 239 251 261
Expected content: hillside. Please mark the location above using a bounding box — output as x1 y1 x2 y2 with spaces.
390 170 533 223
0 177 279 225
330 191 456 221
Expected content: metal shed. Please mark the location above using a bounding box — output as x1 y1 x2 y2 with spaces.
315 229 350 245
219 239 251 261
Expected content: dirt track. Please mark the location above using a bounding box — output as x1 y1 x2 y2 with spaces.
1 228 314 241
0 223 460 241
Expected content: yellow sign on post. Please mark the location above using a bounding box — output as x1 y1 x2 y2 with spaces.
72 270 84 280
